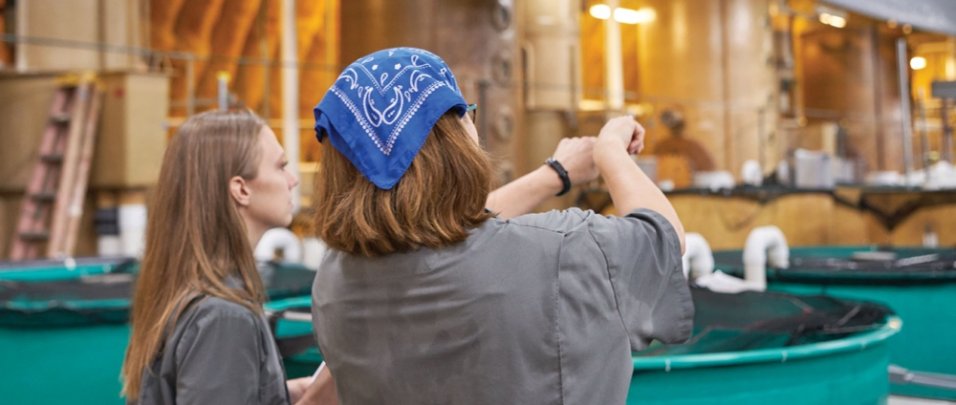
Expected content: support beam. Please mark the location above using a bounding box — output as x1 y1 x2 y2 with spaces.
896 38 914 181
281 0 301 212
604 0 624 111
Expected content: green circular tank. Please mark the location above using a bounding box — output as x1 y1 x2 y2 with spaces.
266 288 899 404
0 258 316 404
714 245 956 400
265 296 325 378
0 258 131 405
628 317 899 404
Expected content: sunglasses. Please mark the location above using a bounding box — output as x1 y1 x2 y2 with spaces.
466 103 478 123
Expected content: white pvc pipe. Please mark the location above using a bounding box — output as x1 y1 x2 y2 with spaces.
741 159 763 186
255 228 302 263
685 232 763 293
682 233 715 280
97 235 122 257
742 225 789 291
281 0 301 213
696 271 756 294
118 204 147 258
301 237 328 270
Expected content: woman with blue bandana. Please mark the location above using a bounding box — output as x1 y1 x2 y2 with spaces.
310 48 693 405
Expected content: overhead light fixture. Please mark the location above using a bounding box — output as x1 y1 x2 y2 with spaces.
816 6 847 28
819 13 846 28
589 4 655 24
614 7 656 24
589 4 612 20
910 56 927 70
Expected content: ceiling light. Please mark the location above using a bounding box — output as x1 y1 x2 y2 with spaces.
819 13 846 28
589 4 655 24
589 4 611 20
816 5 847 29
910 56 927 70
614 7 656 24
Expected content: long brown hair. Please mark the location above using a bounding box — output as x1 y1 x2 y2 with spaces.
313 112 493 257
122 110 267 398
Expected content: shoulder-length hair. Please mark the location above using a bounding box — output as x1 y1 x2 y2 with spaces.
122 110 267 398
313 112 493 257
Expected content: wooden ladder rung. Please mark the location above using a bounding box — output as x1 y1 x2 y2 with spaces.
40 154 64 163
30 191 57 202
50 114 71 124
19 231 50 241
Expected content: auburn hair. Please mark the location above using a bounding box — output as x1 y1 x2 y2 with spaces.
122 110 267 398
313 112 493 256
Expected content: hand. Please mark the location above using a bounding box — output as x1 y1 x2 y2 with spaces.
291 364 339 405
287 377 312 404
596 116 645 155
551 137 599 185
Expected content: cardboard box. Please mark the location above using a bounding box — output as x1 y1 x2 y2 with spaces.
15 0 142 72
0 72 170 191
91 73 170 188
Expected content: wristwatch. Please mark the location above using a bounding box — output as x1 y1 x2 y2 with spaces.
545 157 572 197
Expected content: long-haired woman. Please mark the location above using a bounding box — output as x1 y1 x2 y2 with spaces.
122 110 335 404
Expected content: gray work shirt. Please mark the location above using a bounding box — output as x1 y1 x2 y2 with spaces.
132 296 290 405
312 208 694 405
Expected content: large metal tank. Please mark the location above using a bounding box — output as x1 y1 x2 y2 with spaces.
340 0 521 185
630 0 778 175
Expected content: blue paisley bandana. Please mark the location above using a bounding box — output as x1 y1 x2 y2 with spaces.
313 47 467 189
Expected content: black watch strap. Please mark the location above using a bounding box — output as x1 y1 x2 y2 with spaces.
545 157 572 197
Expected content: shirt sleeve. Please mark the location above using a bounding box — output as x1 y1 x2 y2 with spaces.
174 303 264 405
587 208 694 351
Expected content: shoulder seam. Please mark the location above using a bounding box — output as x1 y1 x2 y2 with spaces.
504 209 592 234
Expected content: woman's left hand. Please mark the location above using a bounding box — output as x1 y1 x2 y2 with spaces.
287 365 339 405
287 377 313 403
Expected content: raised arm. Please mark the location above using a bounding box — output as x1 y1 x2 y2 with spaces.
593 116 686 253
486 137 598 218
